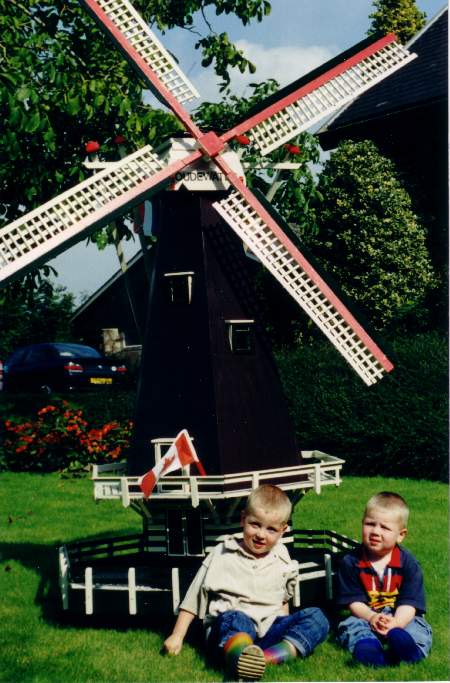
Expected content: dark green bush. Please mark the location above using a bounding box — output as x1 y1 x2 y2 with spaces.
276 332 448 482
0 388 136 424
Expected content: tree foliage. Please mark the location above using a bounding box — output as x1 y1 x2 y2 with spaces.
368 0 426 44
0 279 75 359
312 140 436 332
0 0 182 228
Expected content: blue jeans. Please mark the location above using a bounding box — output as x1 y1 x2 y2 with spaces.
338 608 432 659
207 608 329 657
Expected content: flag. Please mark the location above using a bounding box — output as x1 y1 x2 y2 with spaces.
138 429 206 498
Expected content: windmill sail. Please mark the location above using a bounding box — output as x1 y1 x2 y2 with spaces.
81 0 201 135
213 184 393 386
0 146 201 287
222 34 415 155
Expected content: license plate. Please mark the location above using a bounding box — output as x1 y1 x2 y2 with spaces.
90 377 112 385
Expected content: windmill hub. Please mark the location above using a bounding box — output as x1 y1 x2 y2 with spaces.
197 130 226 158
158 137 245 192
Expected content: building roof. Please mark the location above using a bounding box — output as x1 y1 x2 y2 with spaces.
319 6 447 140
72 249 144 320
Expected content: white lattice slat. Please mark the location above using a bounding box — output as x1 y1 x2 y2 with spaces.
247 41 415 155
0 146 165 284
93 0 199 104
213 191 388 385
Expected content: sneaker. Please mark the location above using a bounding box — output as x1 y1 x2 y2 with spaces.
387 628 423 663
353 638 387 667
236 644 266 681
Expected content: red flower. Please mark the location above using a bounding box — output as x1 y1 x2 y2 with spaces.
85 140 100 153
284 143 301 155
235 134 250 145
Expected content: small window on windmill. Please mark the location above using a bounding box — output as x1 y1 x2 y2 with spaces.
226 319 255 354
164 271 194 305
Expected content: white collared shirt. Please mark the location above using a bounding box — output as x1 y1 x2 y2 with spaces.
180 535 299 637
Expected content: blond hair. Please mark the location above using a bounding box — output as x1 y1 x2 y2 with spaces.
244 484 292 524
364 491 409 527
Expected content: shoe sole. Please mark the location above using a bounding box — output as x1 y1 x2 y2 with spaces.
236 644 266 681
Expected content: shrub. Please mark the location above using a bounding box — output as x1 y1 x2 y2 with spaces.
276 331 448 482
1 399 133 472
313 140 437 332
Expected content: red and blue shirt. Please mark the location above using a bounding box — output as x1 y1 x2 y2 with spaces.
336 545 426 614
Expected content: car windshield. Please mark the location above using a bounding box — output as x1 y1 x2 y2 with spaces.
54 344 102 359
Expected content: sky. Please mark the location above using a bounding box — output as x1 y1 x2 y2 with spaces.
49 0 446 304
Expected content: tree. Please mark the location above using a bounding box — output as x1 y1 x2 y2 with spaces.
368 0 426 44
312 140 436 332
0 279 75 359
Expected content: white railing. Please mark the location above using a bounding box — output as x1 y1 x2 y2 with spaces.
92 451 344 508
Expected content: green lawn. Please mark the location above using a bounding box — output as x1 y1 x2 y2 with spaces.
0 472 448 682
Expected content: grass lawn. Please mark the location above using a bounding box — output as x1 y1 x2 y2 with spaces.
0 472 448 682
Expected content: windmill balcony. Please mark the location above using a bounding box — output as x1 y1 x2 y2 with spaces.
91 450 345 508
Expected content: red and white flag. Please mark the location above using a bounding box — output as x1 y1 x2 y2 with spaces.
138 429 206 499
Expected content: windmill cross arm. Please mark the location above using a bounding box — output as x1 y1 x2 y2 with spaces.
0 146 202 288
212 155 393 386
221 33 416 156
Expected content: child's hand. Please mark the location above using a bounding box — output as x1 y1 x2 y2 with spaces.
369 612 389 635
164 634 184 655
371 613 395 636
378 614 400 634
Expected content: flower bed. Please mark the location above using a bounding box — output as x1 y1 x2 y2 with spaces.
2 399 132 472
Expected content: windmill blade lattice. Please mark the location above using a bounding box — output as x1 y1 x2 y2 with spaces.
213 185 393 386
82 0 199 104
81 0 201 136
223 35 415 155
0 145 202 286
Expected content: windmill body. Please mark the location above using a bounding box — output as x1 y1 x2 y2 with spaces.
1 0 417 616
129 186 300 477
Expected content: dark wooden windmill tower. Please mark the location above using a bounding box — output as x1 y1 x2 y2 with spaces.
0 0 416 616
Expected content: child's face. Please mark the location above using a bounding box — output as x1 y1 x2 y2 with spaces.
240 507 287 558
362 506 407 560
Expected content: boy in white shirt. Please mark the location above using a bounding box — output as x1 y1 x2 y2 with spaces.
164 484 329 680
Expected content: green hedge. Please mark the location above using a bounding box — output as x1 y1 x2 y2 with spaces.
1 334 447 480
276 332 448 482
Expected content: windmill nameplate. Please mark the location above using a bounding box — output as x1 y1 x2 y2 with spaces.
158 138 244 191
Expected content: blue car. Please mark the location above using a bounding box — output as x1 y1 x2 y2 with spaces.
3 343 127 394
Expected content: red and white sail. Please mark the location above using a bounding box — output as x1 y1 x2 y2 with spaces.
222 34 415 155
212 160 393 385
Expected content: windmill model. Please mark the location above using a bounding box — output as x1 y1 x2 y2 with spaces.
0 0 416 617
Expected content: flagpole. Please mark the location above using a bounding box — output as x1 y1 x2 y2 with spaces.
195 461 207 477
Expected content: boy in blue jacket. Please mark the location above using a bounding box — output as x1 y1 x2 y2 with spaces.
336 491 432 667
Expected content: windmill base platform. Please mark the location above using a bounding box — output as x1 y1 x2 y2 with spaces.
59 528 357 617
58 450 356 617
